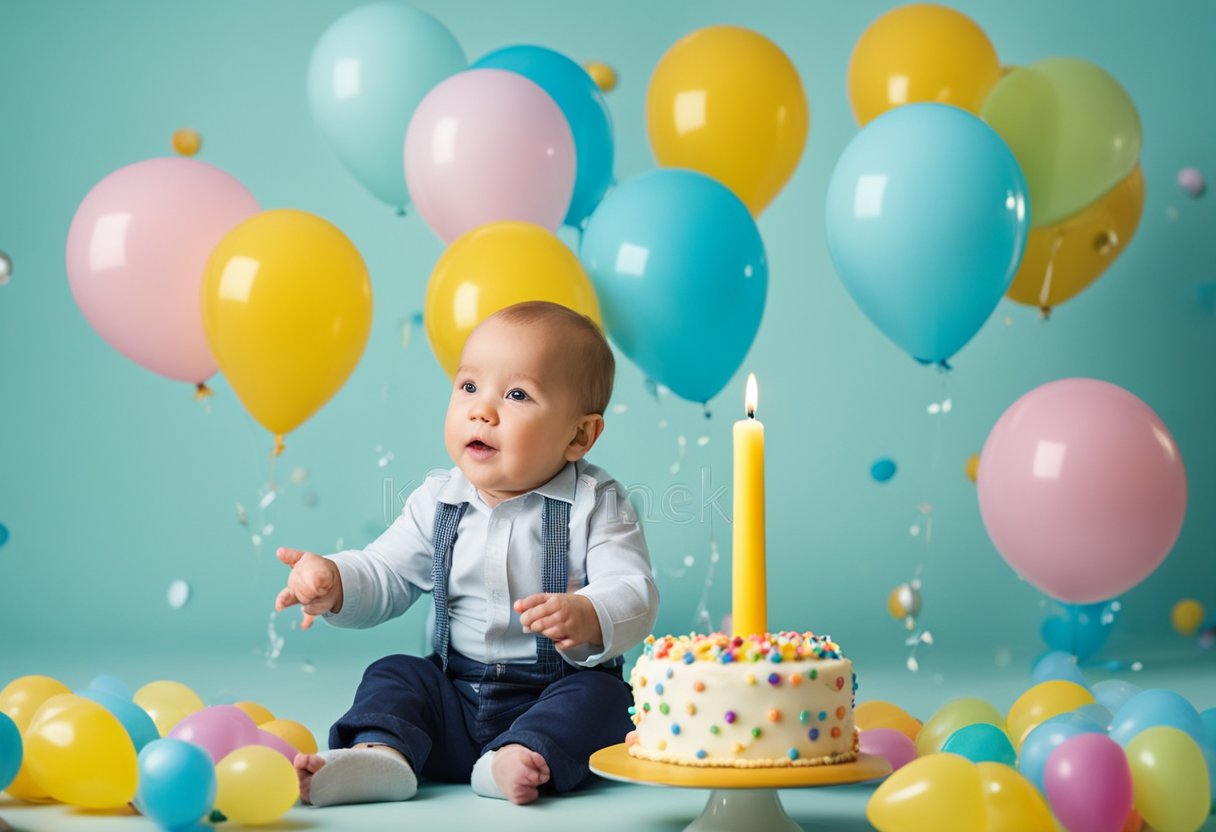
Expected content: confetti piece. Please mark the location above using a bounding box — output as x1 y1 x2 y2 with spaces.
0 250 11 286
235 504 248 526
290 467 310 485
1177 166 1205 197
167 580 191 609
612 403 628 415
871 458 897 482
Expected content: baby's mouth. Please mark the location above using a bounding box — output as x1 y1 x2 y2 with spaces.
466 439 497 458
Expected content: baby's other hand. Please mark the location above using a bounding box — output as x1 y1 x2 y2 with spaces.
275 547 343 630
514 593 601 649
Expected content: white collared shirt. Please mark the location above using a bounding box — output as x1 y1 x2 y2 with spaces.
324 460 658 667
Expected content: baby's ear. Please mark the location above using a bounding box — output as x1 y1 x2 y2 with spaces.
565 414 605 461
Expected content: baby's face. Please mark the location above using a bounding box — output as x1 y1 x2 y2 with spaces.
444 317 588 506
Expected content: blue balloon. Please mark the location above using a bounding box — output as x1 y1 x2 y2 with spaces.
0 712 21 792
136 738 216 830
1030 650 1090 688
580 169 767 404
1041 601 1116 661
870 458 897 482
1092 678 1141 714
0 523 8 548
307 2 466 210
825 103 1029 365
1016 712 1105 792
474 45 613 227
941 722 1016 765
1108 688 1206 747
87 673 133 700
78 689 159 752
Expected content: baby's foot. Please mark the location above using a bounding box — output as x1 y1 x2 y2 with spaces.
294 745 417 806
491 744 551 805
294 752 326 804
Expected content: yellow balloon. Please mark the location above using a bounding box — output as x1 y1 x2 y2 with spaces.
133 680 205 736
1006 681 1094 749
646 25 808 216
23 694 137 809
259 718 318 755
0 675 71 802
855 700 922 742
233 701 275 726
202 209 373 451
867 753 985 832
966 453 981 483
977 762 1056 832
424 221 601 377
1126 726 1210 832
848 4 1002 126
215 744 299 825
1006 166 1145 313
583 61 617 92
1171 599 1206 636
915 698 1006 757
172 128 202 156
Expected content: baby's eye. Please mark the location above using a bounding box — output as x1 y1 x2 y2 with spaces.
461 382 477 394
506 388 529 402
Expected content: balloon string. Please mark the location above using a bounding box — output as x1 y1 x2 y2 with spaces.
1038 231 1064 318
194 382 213 400
273 434 286 457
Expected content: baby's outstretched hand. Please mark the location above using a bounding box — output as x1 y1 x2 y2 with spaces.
275 547 343 630
514 593 601 650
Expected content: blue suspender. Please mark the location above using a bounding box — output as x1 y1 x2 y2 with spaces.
430 497 569 671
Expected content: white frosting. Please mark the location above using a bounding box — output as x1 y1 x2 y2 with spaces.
628 652 857 767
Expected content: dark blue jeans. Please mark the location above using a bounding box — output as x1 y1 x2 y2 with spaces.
329 650 633 793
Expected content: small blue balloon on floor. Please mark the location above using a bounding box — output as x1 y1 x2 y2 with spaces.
870 458 897 482
941 722 1016 765
0 523 9 548
1031 650 1090 688
0 711 22 792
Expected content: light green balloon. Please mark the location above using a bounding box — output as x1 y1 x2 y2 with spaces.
915 696 1006 757
1126 725 1211 832
982 57 1141 228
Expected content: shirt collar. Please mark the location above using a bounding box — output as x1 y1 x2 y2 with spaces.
437 461 578 508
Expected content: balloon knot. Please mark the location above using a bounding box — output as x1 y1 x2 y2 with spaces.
936 360 952 373
273 435 286 457
194 382 213 400
1038 306 1053 321
395 206 407 217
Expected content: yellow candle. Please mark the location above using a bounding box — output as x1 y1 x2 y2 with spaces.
732 373 767 638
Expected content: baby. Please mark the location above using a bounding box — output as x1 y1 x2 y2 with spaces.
276 300 658 805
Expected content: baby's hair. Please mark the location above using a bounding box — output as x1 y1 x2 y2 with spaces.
484 301 615 415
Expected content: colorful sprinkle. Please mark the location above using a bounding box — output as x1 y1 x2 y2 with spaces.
835 706 846 720
672 724 681 735
745 673 757 686
686 703 697 716
693 680 706 692
696 749 707 759
787 748 799 761
724 711 737 724
639 632 846 664
751 727 762 739
732 743 745 754
767 673 781 686
789 674 802 687
665 667 674 678
655 684 665 695
642 703 650 712
818 711 827 722
831 726 841 739
709 725 720 735
809 728 820 741
809 669 818 680
657 739 667 751
767 708 781 723
627 706 636 716
799 710 810 724
836 676 845 690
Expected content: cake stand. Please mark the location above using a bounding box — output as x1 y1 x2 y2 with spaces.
589 745 891 832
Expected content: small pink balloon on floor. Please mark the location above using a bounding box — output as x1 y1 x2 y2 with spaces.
167 704 259 763
977 378 1187 604
859 727 917 772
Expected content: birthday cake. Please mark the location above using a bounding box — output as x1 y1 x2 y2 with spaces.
626 632 858 768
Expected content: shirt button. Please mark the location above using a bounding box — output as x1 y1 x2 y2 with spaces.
495 519 509 530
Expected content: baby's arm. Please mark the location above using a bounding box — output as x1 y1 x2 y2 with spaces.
514 593 602 649
275 547 344 630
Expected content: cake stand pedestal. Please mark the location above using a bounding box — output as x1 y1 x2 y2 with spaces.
589 745 891 832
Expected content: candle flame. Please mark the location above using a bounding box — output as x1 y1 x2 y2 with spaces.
745 373 758 418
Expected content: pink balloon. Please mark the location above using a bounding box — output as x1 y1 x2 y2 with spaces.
405 68 575 242
859 727 917 772
977 379 1186 604
66 158 259 383
256 728 300 762
1044 733 1133 832
167 705 259 763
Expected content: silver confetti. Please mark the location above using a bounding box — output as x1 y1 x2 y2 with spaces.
612 403 628 415
258 489 276 510
235 503 248 526
0 250 11 286
167 580 191 609
290 467 310 485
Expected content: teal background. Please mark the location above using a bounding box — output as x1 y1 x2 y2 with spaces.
2 0 1213 689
